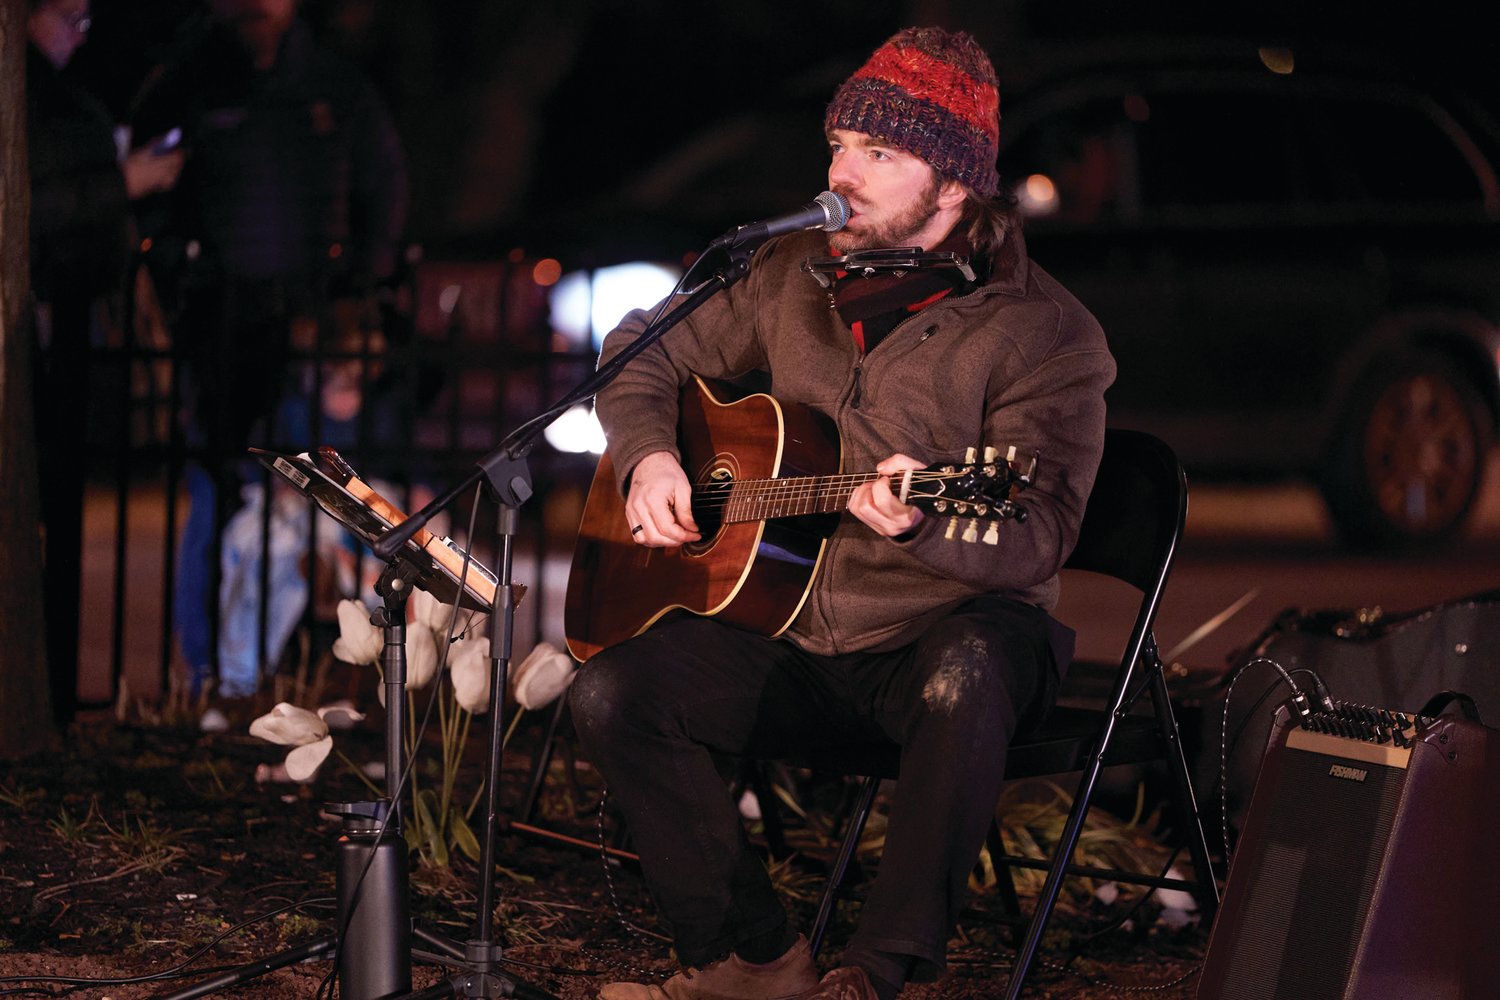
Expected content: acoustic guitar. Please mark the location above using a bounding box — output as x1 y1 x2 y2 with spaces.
563 377 1034 661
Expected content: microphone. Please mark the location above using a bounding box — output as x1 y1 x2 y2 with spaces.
709 191 850 251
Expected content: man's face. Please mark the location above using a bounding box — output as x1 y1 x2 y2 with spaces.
826 129 953 254
211 0 297 62
28 0 91 69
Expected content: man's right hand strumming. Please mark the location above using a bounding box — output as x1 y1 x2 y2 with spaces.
625 450 702 547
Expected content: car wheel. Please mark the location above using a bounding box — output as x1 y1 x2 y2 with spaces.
1322 353 1491 549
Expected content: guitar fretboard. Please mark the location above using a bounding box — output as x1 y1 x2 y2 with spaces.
705 470 981 523
708 473 879 523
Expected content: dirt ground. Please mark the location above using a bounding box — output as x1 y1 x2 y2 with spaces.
0 705 1210 1000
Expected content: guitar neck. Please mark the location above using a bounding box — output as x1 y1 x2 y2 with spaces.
712 472 877 524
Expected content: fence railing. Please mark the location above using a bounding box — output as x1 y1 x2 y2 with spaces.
70 256 603 713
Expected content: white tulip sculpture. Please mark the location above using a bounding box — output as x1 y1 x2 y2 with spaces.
249 593 574 866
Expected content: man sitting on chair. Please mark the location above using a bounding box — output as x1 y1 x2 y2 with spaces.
570 26 1115 1000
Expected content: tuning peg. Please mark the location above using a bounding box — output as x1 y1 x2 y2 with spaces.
945 518 958 540
983 521 1000 545
982 445 998 464
961 518 979 543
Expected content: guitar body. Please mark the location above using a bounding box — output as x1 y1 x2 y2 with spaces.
564 378 841 661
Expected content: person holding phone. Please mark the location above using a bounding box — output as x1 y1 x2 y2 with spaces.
26 0 185 725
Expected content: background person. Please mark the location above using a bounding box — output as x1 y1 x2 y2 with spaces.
26 0 184 725
132 0 407 705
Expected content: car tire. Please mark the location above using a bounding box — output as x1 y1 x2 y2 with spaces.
1321 352 1492 549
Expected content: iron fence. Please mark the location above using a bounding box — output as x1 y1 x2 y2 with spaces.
68 254 602 713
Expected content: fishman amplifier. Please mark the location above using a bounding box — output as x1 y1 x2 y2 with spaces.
1198 696 1500 1000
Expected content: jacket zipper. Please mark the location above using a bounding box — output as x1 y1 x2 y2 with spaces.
851 321 937 411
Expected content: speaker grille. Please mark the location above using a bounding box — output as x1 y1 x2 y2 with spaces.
1210 746 1405 1000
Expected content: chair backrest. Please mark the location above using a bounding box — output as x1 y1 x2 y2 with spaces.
1062 428 1187 600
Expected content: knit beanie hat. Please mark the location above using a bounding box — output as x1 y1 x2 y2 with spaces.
824 27 1001 199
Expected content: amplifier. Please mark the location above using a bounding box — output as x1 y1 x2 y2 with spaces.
1197 698 1500 1000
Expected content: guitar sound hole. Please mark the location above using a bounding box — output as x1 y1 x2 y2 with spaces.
690 478 730 541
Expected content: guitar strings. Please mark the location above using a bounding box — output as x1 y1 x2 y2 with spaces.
685 470 1004 519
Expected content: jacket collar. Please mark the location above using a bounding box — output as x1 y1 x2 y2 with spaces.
978 224 1031 300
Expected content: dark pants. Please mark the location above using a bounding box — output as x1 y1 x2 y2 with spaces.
172 277 293 690
35 296 93 725
569 595 1073 980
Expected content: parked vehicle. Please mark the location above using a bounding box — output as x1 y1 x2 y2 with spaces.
995 44 1500 547
571 40 1500 548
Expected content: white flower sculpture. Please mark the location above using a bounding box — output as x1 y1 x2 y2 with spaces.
249 702 366 782
332 599 382 665
327 596 575 711
510 641 578 711
449 632 493 713
330 597 439 700
254 596 577 784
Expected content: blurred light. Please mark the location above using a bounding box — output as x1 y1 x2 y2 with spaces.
1258 47 1295 74
532 258 563 287
1124 93 1151 123
550 271 592 346
1015 173 1058 217
329 242 343 259
507 247 525 263
140 237 153 252
438 283 462 315
543 404 607 454
549 261 682 351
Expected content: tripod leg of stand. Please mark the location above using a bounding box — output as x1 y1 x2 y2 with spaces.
155 936 336 1000
518 697 567 824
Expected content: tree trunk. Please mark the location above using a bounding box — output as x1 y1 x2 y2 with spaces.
0 0 56 757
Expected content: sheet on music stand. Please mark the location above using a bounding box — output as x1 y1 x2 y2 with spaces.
251 448 502 612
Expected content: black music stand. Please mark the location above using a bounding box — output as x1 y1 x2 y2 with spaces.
156 450 554 1000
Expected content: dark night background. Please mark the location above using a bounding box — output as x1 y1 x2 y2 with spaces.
60 0 1500 267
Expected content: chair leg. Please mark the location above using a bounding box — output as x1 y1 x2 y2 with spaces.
809 776 881 959
1148 669 1221 921
1002 716 1120 1000
518 697 569 824
744 762 792 860
985 819 1024 947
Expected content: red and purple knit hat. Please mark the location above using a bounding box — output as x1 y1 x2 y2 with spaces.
824 27 1001 198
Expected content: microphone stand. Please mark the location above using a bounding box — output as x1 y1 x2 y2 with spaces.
373 242 757 999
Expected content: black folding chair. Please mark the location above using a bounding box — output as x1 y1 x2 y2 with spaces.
802 428 1220 997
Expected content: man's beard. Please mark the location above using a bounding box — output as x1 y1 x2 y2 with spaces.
828 173 944 254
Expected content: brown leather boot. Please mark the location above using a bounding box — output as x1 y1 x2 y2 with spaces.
795 966 880 1000
598 934 818 1000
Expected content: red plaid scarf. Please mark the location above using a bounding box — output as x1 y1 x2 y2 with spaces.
831 231 977 353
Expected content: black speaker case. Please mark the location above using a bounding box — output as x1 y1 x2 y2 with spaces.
1198 707 1500 1000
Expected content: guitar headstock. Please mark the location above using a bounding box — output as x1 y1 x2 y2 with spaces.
902 446 1038 544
